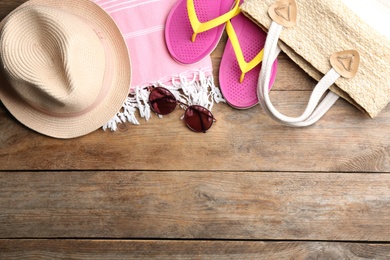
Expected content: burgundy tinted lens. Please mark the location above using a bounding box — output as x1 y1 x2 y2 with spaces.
149 87 177 115
184 105 214 133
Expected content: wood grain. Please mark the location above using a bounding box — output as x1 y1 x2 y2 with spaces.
1 93 388 172
1 0 390 258
1 171 390 240
1 1 387 173
1 240 390 259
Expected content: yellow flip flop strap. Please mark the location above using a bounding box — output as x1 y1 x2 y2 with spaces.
225 19 264 83
187 0 240 42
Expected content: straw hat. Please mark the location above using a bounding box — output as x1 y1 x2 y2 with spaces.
0 0 131 138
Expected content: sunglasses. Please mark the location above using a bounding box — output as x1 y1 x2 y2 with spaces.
148 87 216 133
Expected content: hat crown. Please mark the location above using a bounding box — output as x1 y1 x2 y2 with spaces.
0 5 106 115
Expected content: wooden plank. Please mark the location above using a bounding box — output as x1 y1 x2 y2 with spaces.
2 1 389 257
1 171 390 240
0 0 26 20
1 240 390 259
1 1 387 173
0 92 388 172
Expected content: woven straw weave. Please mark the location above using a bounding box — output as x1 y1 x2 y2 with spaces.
241 0 390 118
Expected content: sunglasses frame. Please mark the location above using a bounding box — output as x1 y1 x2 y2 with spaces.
148 87 216 133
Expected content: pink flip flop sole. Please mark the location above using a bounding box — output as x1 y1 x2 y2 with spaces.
165 0 235 65
219 13 278 109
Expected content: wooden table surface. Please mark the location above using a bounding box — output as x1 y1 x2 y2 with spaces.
1 1 390 259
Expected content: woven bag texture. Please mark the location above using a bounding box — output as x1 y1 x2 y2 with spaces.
241 0 390 118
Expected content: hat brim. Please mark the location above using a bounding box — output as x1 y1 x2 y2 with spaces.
0 0 131 139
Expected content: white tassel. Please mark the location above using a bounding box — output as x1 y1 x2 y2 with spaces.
102 68 225 131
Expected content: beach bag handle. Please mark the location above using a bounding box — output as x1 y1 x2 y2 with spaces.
257 0 360 127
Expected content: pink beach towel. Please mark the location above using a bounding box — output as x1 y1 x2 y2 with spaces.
94 0 224 130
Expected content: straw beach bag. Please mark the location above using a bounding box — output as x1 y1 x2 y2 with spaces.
241 0 390 126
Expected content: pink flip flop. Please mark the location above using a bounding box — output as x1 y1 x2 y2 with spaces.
165 0 239 65
219 12 278 109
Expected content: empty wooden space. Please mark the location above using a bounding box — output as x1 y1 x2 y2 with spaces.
1 1 390 259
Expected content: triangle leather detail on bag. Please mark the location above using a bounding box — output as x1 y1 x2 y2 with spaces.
268 0 297 28
330 50 360 79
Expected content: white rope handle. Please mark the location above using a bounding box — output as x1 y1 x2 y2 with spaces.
257 22 340 127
